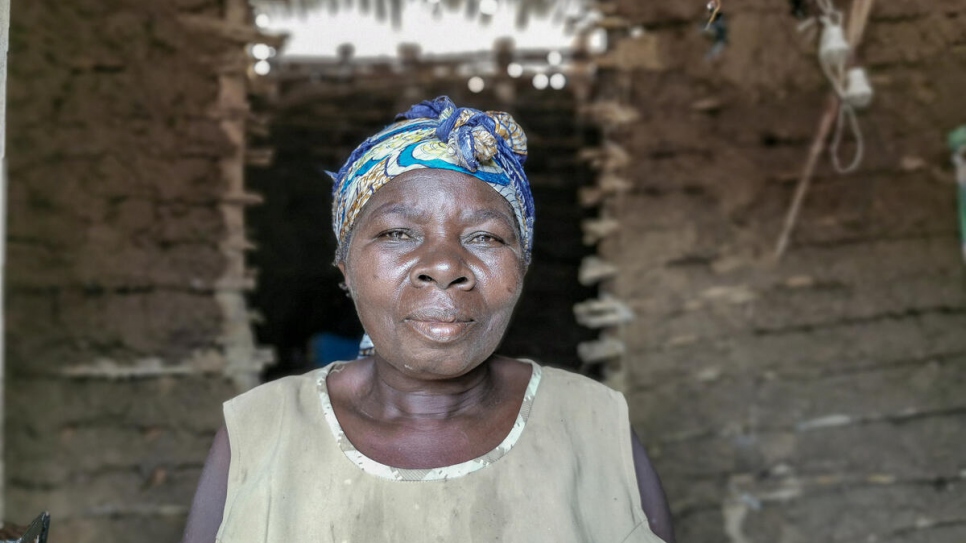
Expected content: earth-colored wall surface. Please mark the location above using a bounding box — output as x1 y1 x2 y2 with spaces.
5 0 263 540
596 1 966 541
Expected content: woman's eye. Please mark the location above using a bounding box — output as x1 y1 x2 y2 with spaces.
468 233 503 245
380 230 412 241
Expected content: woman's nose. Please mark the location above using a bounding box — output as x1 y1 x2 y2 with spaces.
409 242 476 290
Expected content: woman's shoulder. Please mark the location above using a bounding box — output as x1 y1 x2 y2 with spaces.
228 369 320 402
221 366 340 462
525 361 629 427
535 362 625 402
223 365 339 422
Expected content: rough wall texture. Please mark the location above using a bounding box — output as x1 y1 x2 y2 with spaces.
5 0 265 540
592 1 966 542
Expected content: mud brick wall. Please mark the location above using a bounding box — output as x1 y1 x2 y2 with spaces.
593 1 966 542
5 0 265 540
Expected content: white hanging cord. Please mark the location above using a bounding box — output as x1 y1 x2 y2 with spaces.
829 101 864 173
815 0 836 14
816 0 847 92
776 0 877 258
814 0 867 174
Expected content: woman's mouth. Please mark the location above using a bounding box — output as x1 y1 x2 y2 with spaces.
405 309 474 343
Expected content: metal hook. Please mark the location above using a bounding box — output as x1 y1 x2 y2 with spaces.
705 0 722 29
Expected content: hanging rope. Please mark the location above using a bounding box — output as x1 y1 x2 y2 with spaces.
815 0 865 174
775 0 876 259
830 100 864 173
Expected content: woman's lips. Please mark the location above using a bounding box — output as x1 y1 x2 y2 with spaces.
405 309 474 343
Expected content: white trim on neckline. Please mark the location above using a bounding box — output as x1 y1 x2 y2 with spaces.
315 359 542 482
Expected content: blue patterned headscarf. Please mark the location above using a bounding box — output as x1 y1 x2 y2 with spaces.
331 96 535 262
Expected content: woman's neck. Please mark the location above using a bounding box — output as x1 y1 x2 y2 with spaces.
326 356 533 469
358 356 501 422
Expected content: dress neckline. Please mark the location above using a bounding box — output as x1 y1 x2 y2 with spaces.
314 359 542 482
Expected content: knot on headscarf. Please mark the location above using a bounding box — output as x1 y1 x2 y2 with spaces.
332 96 534 262
399 96 528 173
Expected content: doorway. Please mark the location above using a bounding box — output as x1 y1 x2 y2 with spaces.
244 8 599 380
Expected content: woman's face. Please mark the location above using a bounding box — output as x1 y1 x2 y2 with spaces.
339 169 526 380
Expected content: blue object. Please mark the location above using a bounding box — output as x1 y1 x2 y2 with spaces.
310 332 362 367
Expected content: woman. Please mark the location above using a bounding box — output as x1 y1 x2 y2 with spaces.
182 97 673 543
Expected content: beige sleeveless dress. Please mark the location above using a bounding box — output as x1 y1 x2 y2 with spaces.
216 360 665 543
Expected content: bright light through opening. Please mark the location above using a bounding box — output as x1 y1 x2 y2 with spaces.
588 28 607 54
251 43 274 60
254 60 271 75
257 3 575 58
549 73 566 89
479 0 499 16
532 73 549 90
547 50 563 66
255 13 271 28
507 63 523 78
468 76 485 93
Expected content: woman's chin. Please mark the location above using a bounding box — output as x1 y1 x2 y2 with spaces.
366 318 510 379
379 345 496 381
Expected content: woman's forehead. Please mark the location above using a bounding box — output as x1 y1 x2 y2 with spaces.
360 170 516 224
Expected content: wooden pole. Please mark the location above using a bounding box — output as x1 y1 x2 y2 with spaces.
774 0 875 259
847 0 874 44
774 96 839 258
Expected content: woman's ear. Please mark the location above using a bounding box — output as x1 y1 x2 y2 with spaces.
337 262 353 298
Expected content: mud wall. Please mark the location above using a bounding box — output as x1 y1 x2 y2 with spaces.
590 1 966 541
5 0 267 540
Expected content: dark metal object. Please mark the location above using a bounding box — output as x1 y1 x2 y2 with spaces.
790 0 809 19
701 11 729 59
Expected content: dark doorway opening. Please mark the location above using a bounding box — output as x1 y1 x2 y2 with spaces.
246 50 598 380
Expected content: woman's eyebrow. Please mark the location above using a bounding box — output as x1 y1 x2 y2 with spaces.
463 208 516 230
368 202 515 231
368 203 425 221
